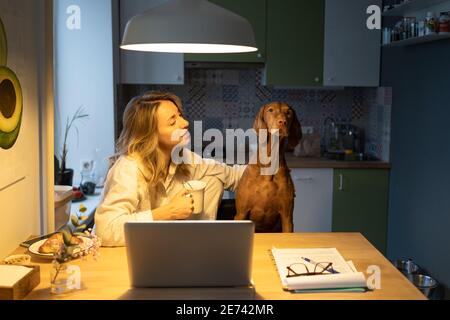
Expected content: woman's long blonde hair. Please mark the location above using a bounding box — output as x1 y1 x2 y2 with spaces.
112 91 190 188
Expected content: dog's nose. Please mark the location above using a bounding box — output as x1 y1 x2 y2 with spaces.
278 119 287 126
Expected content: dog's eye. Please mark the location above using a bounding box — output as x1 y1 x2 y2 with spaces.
268 108 273 113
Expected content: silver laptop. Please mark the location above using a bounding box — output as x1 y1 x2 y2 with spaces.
124 221 254 288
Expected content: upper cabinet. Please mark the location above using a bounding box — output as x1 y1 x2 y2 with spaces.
117 0 382 86
185 0 267 63
264 0 325 87
264 0 381 87
323 0 381 87
119 0 184 84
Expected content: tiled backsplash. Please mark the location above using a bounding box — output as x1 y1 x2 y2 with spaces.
117 68 391 161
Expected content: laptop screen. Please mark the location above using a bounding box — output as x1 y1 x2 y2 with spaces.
124 221 254 288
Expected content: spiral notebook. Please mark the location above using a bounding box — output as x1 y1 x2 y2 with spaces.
270 248 368 293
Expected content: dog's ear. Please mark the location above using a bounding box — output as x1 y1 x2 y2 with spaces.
253 105 268 134
288 108 302 150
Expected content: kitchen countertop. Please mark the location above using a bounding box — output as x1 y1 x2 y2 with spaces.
285 153 391 169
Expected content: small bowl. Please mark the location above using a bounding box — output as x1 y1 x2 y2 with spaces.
392 259 420 274
407 274 438 298
3 254 31 265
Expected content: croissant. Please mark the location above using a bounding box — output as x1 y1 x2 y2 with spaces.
38 233 82 254
38 233 63 254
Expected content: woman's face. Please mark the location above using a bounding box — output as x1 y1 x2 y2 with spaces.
156 100 190 152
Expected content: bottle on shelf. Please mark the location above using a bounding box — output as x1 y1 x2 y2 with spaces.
438 12 450 34
418 20 426 37
425 12 437 35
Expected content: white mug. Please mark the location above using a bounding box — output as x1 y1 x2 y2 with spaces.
183 180 206 215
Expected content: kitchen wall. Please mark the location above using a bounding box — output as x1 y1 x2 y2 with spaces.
117 68 391 161
54 0 115 187
382 41 450 298
0 0 47 257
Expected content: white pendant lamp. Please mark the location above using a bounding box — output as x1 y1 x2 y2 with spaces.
121 0 258 54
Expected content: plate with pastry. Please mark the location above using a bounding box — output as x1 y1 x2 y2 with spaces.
28 232 92 260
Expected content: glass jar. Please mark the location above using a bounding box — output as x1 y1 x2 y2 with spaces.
80 172 96 195
50 262 81 294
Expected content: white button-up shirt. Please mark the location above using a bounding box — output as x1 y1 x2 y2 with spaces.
95 149 245 246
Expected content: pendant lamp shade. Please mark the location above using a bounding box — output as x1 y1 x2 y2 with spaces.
121 0 258 53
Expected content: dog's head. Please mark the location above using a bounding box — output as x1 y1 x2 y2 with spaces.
253 102 302 150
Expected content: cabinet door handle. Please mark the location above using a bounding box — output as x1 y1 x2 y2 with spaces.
339 174 343 191
296 177 314 183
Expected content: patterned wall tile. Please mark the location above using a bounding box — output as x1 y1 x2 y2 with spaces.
116 69 391 161
287 90 307 103
239 69 256 86
187 84 207 105
222 85 239 102
203 101 225 118
223 102 240 118
203 117 224 131
222 70 240 85
318 90 337 105
255 85 272 103
206 85 222 101
352 104 364 121
238 84 255 104
206 70 223 85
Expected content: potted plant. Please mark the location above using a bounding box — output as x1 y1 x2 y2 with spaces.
55 106 89 186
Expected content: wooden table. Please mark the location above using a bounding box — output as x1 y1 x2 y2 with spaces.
9 233 425 300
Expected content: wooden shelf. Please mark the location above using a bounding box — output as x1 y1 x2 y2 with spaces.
382 33 450 47
383 0 449 16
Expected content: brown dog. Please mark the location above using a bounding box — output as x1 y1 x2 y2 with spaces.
235 102 302 232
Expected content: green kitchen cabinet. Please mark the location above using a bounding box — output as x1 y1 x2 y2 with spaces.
185 0 267 63
264 0 325 87
332 169 389 254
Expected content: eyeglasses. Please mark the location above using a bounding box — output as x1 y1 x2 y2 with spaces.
286 262 334 278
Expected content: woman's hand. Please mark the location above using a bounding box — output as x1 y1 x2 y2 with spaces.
152 189 194 220
168 189 194 220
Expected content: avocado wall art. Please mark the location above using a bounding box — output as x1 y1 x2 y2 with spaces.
0 15 23 150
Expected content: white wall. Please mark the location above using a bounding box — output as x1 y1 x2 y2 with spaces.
0 0 44 257
54 0 115 186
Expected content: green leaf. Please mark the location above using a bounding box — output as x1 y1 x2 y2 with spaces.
75 224 87 233
73 232 86 237
70 215 79 226
66 245 78 256
61 228 72 246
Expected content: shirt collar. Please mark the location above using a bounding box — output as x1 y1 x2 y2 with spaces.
163 161 178 189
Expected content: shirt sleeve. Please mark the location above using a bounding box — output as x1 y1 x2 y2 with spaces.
188 150 247 192
95 157 153 247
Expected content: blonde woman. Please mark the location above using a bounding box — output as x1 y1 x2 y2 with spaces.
95 91 245 247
